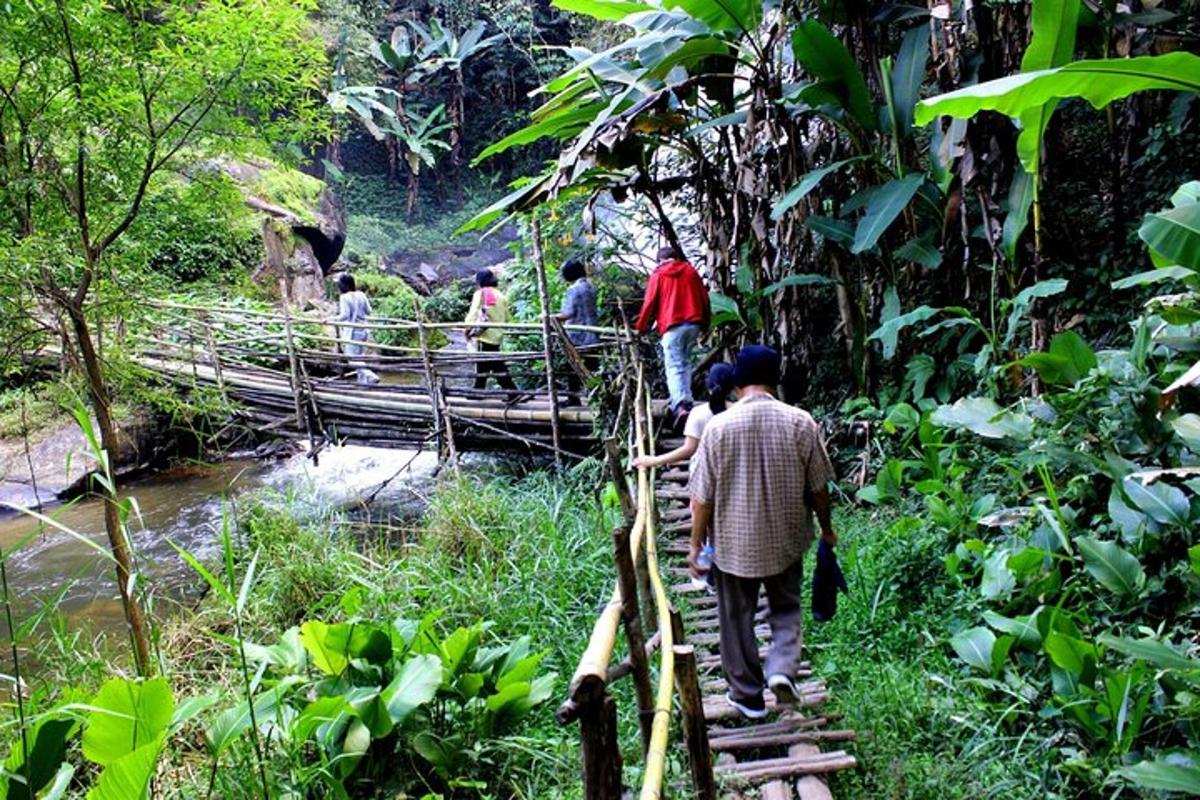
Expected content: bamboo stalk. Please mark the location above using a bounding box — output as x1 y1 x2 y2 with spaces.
277 279 306 431
531 216 562 470
416 316 445 464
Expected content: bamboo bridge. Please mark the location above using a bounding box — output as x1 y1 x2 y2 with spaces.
135 299 646 463
136 299 859 796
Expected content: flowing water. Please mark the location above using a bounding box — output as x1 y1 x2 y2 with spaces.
0 444 440 646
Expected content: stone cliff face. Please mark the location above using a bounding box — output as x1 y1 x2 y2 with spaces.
219 159 347 306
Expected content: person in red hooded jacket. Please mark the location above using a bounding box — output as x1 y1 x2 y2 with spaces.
634 245 711 426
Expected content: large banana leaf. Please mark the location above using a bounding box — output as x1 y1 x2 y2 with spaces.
1015 0 1081 176
851 174 924 254
552 0 653 21
473 102 607 164
665 0 760 32
915 52 1200 127
791 21 876 130
891 26 929 136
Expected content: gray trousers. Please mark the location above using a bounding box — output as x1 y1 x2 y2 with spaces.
714 558 804 702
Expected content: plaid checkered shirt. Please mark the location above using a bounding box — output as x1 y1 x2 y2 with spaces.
687 394 836 578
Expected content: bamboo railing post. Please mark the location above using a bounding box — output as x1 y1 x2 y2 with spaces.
277 279 306 432
202 315 227 407
673 644 717 800
437 379 459 471
531 216 563 469
579 691 623 800
416 314 445 465
613 525 655 753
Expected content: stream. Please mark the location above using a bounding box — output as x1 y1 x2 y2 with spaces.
0 444 440 646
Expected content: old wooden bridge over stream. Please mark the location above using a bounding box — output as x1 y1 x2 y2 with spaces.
138 300 859 798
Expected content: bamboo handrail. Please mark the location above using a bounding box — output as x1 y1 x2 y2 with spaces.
634 364 675 800
148 299 624 337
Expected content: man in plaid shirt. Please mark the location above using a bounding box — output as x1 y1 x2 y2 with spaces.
687 345 838 719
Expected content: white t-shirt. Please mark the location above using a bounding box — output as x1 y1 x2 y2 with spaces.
684 402 716 441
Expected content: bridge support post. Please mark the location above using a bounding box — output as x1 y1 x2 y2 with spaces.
673 644 717 800
531 216 563 469
579 691 623 800
613 526 654 753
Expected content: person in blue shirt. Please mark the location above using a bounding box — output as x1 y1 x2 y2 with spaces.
555 258 600 402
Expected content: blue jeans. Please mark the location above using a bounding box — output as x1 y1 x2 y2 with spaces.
661 322 700 411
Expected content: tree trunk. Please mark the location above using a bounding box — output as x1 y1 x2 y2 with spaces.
64 298 153 676
451 73 465 209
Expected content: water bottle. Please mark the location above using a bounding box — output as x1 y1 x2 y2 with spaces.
696 543 714 572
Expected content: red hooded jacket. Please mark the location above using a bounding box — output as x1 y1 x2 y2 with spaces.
634 259 711 335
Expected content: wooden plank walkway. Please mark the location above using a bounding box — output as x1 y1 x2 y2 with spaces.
654 441 857 798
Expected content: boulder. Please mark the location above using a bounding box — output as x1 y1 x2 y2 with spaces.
384 223 520 295
0 412 175 509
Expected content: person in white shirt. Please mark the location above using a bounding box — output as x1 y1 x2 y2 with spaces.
633 363 735 470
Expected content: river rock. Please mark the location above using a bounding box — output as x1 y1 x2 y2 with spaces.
0 412 173 509
384 223 519 295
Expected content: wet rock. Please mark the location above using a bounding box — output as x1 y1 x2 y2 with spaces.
384 223 520 295
0 412 175 508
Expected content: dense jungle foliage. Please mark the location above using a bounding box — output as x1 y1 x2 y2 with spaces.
2 0 1200 797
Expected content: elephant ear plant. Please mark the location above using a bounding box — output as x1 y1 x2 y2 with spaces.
864 181 1200 794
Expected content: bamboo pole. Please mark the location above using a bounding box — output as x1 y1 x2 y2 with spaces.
672 644 716 800
531 216 562 470
634 363 675 800
613 525 654 753
277 279 306 431
436 379 459 471
416 315 445 465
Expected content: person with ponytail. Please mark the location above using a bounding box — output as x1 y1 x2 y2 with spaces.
632 362 734 470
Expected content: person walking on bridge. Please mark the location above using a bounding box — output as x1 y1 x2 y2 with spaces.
555 257 599 402
465 269 519 393
687 345 838 720
633 245 710 429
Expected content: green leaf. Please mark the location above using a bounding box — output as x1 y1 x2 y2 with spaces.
791 21 876 130
916 52 1200 127
891 26 929 136
894 236 943 269
1003 278 1069 348
664 0 760 32
1123 476 1191 527
1112 758 1200 794
1139 203 1200 271
206 677 301 756
950 627 995 672
1098 634 1200 672
1172 414 1200 451
1015 0 1081 175
983 608 1043 648
383 654 442 724
804 214 855 246
85 739 163 800
2 715 77 799
930 397 1034 440
1190 544 1200 576
1044 631 1097 677
686 110 747 137
851 174 925 254
82 678 174 767
1002 169 1035 263
1019 331 1097 386
1112 265 1199 290
868 304 938 361
771 156 870 220
1075 536 1146 597
473 101 606 164
981 551 1015 600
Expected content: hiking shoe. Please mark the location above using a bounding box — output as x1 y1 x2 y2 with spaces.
768 673 799 705
689 574 716 594
725 692 768 720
